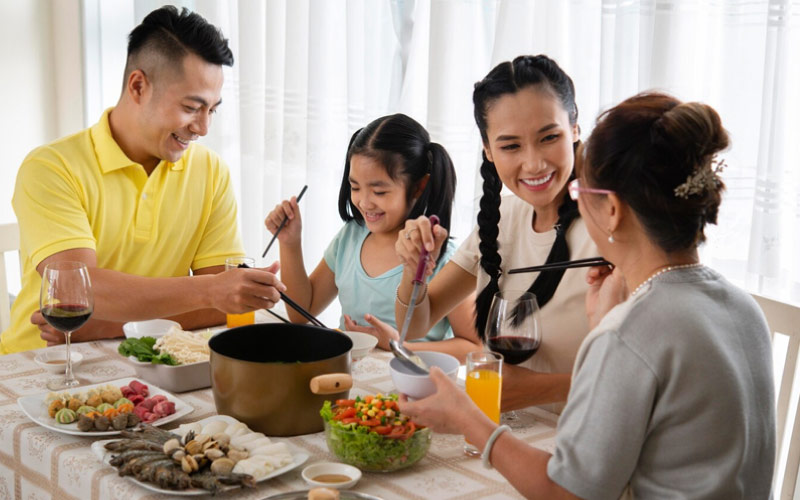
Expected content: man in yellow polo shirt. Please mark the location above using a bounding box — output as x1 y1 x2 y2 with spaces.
2 7 285 354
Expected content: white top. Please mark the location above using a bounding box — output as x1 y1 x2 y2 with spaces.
450 195 596 376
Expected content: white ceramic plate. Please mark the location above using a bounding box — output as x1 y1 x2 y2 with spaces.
16 377 193 436
91 415 309 496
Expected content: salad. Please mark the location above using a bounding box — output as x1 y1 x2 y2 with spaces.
320 394 431 472
118 337 179 365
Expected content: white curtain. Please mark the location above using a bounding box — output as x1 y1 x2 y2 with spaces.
82 0 800 321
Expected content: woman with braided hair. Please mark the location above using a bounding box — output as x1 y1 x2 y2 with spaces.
395 55 599 410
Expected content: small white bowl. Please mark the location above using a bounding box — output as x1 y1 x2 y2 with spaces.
122 319 181 339
390 351 460 399
34 348 84 374
301 462 361 489
342 331 378 361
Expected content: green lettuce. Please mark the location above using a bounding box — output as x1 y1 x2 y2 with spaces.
118 337 179 365
320 400 430 471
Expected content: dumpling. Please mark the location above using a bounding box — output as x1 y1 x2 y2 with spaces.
55 408 77 424
250 442 289 457
200 419 228 436
231 432 265 449
176 422 203 437
224 422 249 438
232 457 267 479
243 437 272 452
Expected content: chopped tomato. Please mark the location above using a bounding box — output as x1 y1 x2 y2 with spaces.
373 425 392 435
333 407 356 420
364 396 373 404
340 417 359 425
372 400 382 409
336 399 356 407
360 418 380 427
383 400 397 410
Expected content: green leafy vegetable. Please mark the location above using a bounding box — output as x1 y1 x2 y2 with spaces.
118 337 179 365
320 399 430 471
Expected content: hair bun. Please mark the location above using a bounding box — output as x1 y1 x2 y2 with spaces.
653 102 729 167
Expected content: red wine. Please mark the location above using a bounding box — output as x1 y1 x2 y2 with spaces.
488 336 539 365
42 304 91 332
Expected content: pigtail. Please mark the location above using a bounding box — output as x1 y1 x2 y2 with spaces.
418 143 457 263
338 127 365 222
474 152 503 339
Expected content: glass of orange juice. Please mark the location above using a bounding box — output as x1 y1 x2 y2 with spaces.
464 350 503 456
225 257 256 328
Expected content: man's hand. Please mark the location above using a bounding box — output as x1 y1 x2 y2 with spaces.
207 261 287 313
33 312 124 346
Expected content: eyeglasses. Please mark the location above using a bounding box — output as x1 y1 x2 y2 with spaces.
568 178 614 201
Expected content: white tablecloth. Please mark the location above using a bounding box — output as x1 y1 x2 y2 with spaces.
0 330 558 499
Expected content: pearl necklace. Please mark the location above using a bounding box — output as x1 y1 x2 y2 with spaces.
630 263 703 297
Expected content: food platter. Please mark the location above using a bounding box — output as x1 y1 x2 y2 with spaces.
92 415 309 496
16 377 192 436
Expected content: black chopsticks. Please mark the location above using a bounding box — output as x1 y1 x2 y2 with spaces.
262 185 308 257
279 291 328 329
264 308 291 324
507 257 611 275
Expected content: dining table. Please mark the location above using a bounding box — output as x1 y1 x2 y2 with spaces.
0 312 560 500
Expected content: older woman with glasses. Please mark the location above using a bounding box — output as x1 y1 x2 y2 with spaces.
399 92 775 499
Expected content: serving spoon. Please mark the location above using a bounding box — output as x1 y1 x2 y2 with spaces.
389 216 440 375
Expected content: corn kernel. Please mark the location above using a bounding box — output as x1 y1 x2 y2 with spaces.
367 410 376 417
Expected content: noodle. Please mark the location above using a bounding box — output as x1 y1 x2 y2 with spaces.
154 326 210 364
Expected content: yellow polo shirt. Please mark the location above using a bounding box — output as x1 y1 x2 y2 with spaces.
2 108 244 354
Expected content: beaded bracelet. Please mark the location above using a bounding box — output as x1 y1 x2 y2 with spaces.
395 283 428 308
482 424 511 469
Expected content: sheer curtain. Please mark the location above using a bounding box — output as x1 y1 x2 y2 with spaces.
82 0 800 317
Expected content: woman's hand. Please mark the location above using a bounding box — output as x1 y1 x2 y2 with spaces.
398 366 484 435
585 265 628 329
343 314 399 350
264 196 303 247
395 216 449 278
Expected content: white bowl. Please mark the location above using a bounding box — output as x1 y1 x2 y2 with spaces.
301 462 361 489
122 319 181 339
342 331 378 361
34 348 84 374
389 351 460 399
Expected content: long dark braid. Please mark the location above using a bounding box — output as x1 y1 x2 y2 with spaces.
472 55 580 339
474 152 504 337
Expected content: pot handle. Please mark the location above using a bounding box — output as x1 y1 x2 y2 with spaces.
310 373 353 395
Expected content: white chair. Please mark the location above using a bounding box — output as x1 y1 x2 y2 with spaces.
0 222 20 332
754 293 800 499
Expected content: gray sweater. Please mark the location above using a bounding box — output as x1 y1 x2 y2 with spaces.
548 266 775 499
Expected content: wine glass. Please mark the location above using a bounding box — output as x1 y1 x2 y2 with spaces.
485 290 541 421
40 261 93 390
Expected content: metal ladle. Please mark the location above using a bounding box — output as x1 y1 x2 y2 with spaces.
389 216 440 375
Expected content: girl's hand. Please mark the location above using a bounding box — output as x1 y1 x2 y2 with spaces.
264 196 303 247
398 366 483 435
396 216 449 278
343 314 399 350
585 265 628 329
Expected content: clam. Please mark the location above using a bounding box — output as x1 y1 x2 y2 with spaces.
210 457 235 475
212 433 230 447
163 438 181 455
227 448 249 463
181 454 199 473
184 439 203 456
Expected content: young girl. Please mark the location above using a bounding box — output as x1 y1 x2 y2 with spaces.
395 55 598 410
265 114 479 360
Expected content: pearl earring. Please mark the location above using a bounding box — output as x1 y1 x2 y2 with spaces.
607 231 615 243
